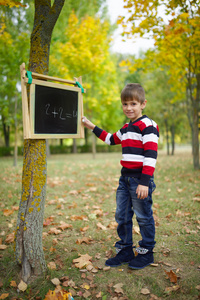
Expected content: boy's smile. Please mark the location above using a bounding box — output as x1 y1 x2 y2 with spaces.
122 99 147 122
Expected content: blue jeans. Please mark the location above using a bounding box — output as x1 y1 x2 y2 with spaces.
115 176 156 251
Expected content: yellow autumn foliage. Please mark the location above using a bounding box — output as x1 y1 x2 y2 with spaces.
0 0 25 7
50 12 121 129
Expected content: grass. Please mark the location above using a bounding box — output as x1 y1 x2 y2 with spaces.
0 149 200 300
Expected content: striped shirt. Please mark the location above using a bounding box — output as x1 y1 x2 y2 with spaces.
93 115 159 186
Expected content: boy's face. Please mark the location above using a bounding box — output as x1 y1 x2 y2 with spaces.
122 99 147 122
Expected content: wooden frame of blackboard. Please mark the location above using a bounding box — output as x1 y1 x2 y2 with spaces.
20 63 85 139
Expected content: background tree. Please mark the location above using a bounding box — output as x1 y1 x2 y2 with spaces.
15 0 65 282
120 0 200 169
50 12 123 147
119 52 189 154
0 1 31 147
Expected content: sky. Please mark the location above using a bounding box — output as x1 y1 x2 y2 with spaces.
106 0 155 56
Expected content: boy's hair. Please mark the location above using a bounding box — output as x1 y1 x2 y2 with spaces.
121 83 145 104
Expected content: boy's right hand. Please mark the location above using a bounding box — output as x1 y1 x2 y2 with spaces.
82 116 95 130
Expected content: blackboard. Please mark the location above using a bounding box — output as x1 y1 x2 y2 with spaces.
29 80 83 139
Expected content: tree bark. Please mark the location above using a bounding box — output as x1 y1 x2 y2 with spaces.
2 116 10 147
164 119 170 155
15 0 65 282
170 124 175 156
186 71 200 169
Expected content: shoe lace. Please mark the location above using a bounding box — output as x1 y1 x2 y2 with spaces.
136 247 149 255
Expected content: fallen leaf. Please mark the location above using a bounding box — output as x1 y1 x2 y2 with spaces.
80 283 90 290
62 280 69 287
95 253 101 259
150 263 159 267
91 268 98 273
10 280 17 287
0 294 9 299
86 264 94 271
68 280 76 288
12 206 19 211
5 232 15 244
92 209 103 217
80 226 89 232
164 269 178 283
103 266 110 271
76 237 92 245
18 280 27 292
96 291 102 298
0 245 7 250
196 285 200 290
44 289 73 300
52 238 58 245
70 215 88 221
113 283 124 294
44 290 58 300
165 285 180 293
69 190 79 195
3 209 14 216
107 221 118 229
58 222 72 231
47 262 56 270
88 187 97 192
48 228 62 235
133 225 140 234
97 222 107 230
51 278 60 286
73 253 93 269
43 216 54 226
83 290 91 298
141 288 150 295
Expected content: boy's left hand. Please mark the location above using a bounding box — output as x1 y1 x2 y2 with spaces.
136 185 149 199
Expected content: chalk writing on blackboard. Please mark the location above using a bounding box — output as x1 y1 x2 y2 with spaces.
34 84 79 134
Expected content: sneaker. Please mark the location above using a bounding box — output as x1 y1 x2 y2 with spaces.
128 247 154 270
105 246 135 267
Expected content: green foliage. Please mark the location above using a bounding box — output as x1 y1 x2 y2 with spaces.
50 12 123 133
0 2 32 146
120 0 200 167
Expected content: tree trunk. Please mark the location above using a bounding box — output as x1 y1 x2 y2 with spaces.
186 67 200 169
192 73 200 169
73 139 77 153
2 116 10 147
192 104 199 169
170 124 175 155
92 134 96 159
13 96 18 167
15 0 65 282
164 119 170 155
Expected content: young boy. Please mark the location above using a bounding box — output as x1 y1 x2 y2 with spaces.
82 83 159 270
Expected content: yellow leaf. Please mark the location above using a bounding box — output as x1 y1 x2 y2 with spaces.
18 280 27 292
0 294 9 300
10 281 17 287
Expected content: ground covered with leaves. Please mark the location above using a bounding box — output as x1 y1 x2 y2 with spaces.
0 150 200 300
